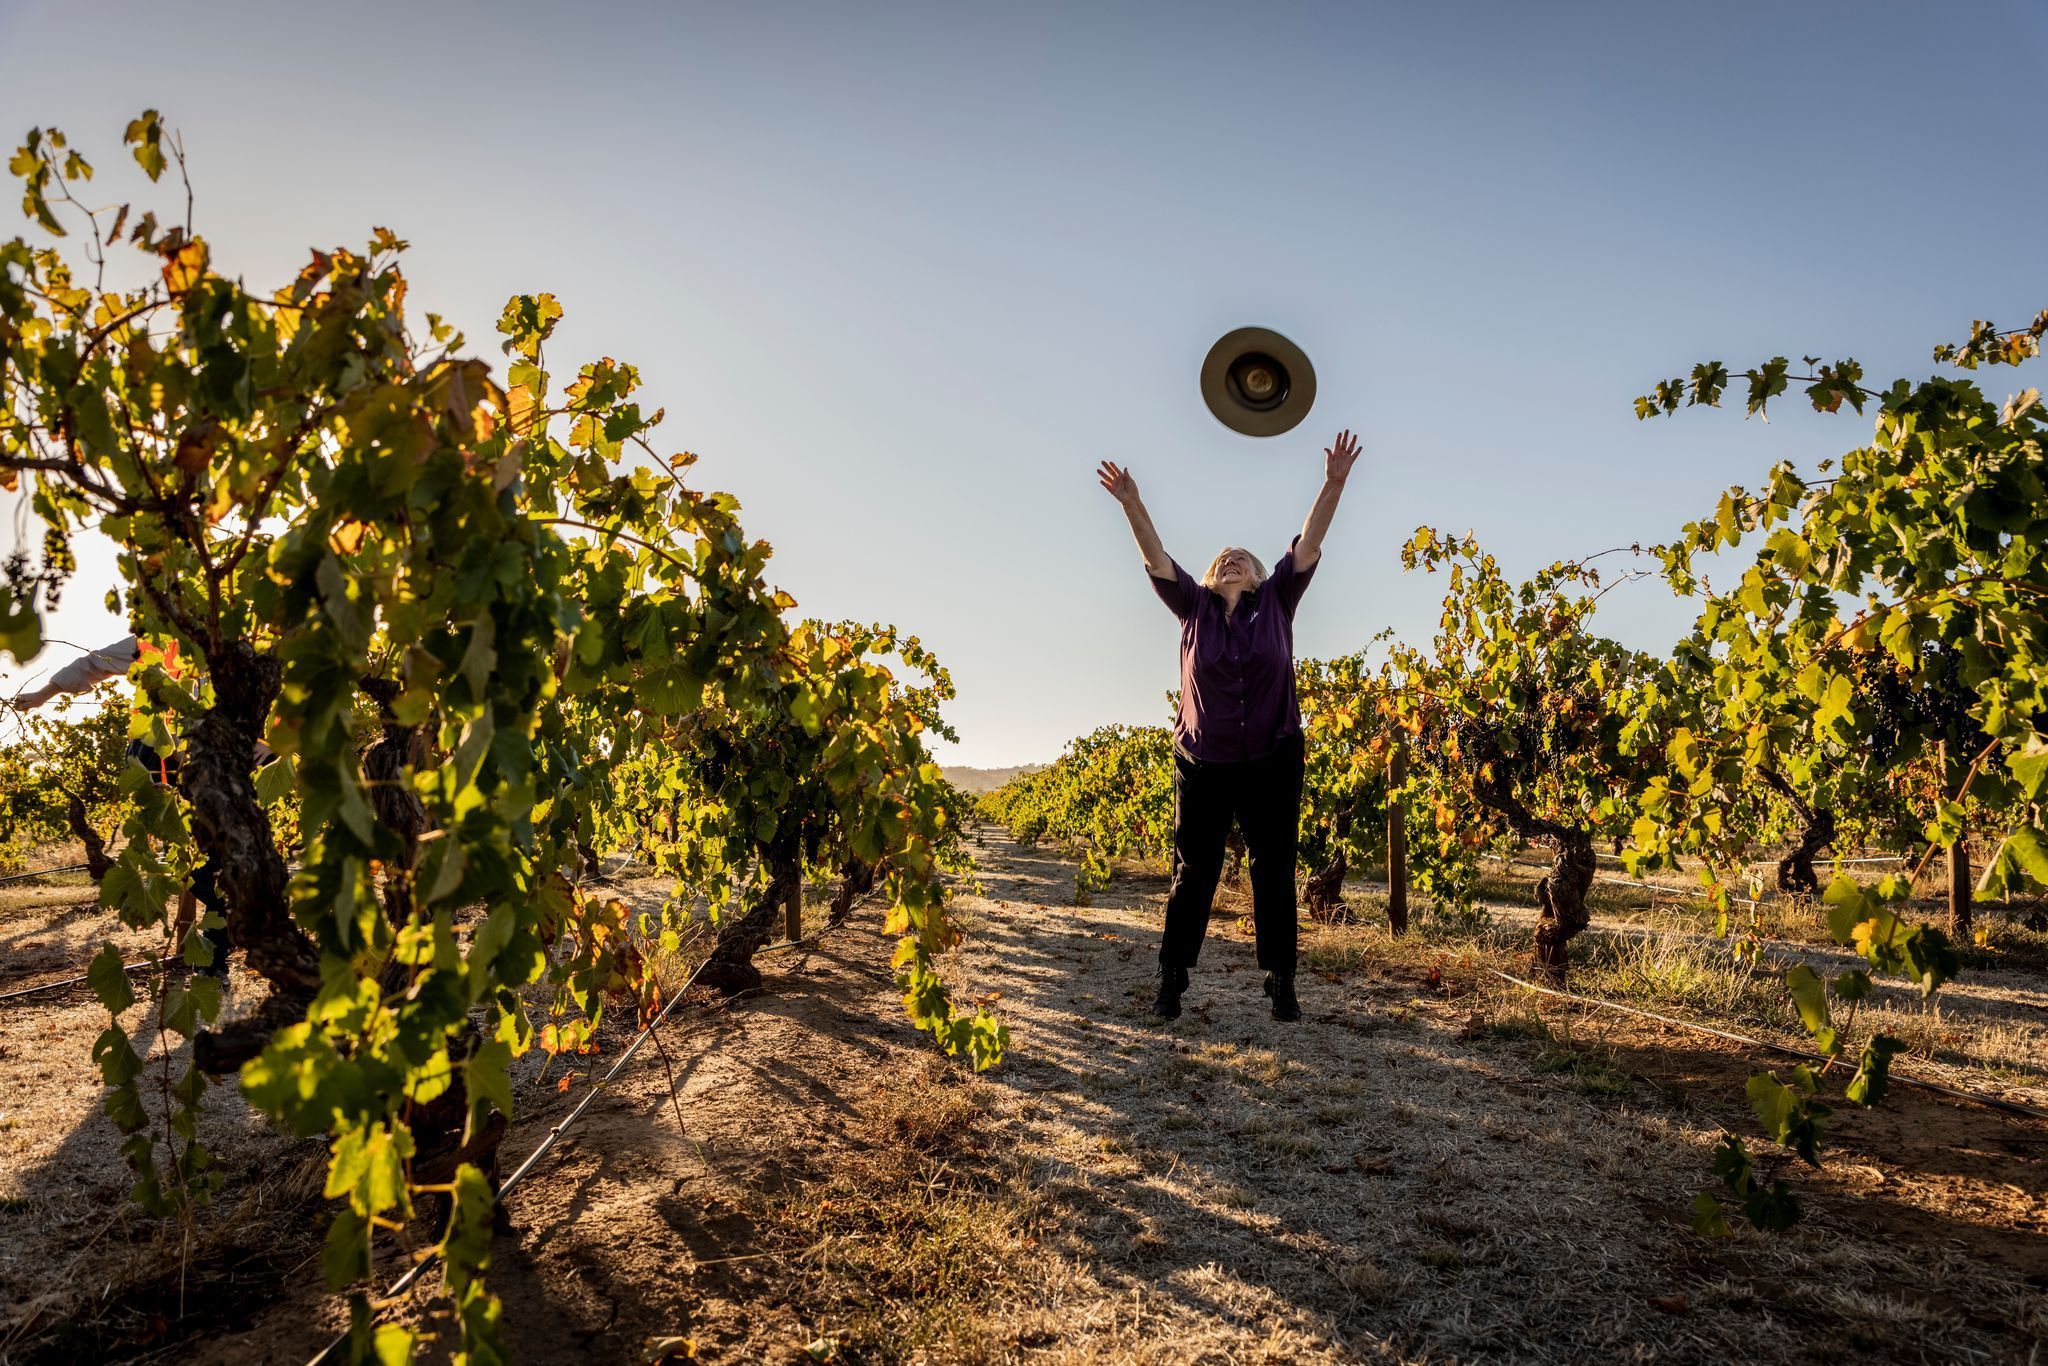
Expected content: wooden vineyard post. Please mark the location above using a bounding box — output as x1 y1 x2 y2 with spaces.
171 888 198 953
1387 738 1409 936
1949 836 1972 939
1938 739 1973 938
785 880 803 942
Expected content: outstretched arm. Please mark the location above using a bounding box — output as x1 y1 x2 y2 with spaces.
8 636 139 711
1294 429 1360 570
1097 460 1174 581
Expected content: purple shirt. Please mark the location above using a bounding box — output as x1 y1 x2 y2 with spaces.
1150 536 1317 764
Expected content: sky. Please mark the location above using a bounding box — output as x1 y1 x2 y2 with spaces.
2 0 2045 765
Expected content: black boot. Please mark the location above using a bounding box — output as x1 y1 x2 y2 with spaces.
1151 963 1188 1020
197 923 232 987
1263 971 1300 1023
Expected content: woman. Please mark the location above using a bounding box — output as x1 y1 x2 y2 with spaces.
1096 429 1360 1022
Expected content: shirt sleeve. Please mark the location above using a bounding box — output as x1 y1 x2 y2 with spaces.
1267 536 1317 619
10 636 138 709
1148 559 1201 620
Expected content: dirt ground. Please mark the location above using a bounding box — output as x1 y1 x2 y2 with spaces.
3 830 2046 1363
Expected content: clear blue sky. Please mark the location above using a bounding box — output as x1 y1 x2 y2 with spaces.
3 0 2045 764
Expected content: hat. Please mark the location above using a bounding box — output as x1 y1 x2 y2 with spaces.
1200 326 1316 437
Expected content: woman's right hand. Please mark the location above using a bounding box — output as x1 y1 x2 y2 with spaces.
1096 459 1141 507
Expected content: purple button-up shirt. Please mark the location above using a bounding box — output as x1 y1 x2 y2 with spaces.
1150 536 1317 764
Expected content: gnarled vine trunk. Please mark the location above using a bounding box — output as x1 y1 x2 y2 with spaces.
1386 739 1408 936
1223 825 1247 888
1467 724 1592 983
360 677 430 930
361 678 509 1189
827 858 875 927
696 842 802 995
63 787 114 881
186 643 323 1074
1302 848 1347 921
1776 808 1836 896
1303 797 1361 922
1531 833 1596 984
1760 770 1834 897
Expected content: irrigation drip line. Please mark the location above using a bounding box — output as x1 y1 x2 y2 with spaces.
1590 851 1908 870
304 893 885 1362
567 852 650 889
1590 872 1763 909
1487 968 2048 1124
0 861 90 886
0 954 188 1005
758 889 888 959
306 951 722 1366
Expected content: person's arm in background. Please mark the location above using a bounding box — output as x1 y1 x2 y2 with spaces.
1293 429 1361 571
8 636 139 710
1097 459 1175 581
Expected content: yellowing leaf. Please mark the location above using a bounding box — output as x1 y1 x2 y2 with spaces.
162 237 209 293
329 519 369 555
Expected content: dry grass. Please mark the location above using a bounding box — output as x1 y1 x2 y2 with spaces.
1362 866 2048 1105
6 835 2045 1364
737 1056 1039 1358
926 833 2048 1363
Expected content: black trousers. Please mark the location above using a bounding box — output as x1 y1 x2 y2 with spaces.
190 855 231 963
1159 731 1304 975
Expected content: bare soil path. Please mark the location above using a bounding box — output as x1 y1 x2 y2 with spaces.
5 831 2045 1363
933 830 2047 1364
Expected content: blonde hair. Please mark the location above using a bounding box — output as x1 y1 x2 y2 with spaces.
1200 547 1268 592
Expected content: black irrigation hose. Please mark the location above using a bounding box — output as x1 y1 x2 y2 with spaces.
0 861 91 886
305 902 883 1362
0 955 188 1006
757 888 887 960
304 951 723 1366
1488 968 2048 1124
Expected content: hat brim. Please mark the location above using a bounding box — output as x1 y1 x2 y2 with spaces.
1201 327 1316 438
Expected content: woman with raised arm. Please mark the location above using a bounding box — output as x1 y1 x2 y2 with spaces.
1096 430 1360 1023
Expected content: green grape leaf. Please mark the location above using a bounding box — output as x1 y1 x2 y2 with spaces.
323 1207 370 1289
87 943 136 1014
1746 1068 1829 1166
1783 965 1836 1056
0 587 43 664
91 1023 144 1086
1845 1035 1906 1107
1691 1191 1732 1237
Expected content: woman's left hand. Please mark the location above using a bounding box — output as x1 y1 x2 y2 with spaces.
1324 429 1361 483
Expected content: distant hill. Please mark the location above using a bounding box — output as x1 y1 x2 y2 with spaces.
941 764 1046 794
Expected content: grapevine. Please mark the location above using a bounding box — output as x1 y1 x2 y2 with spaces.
0 112 999 1361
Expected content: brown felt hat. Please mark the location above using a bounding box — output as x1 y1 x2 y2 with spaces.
1200 326 1316 437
